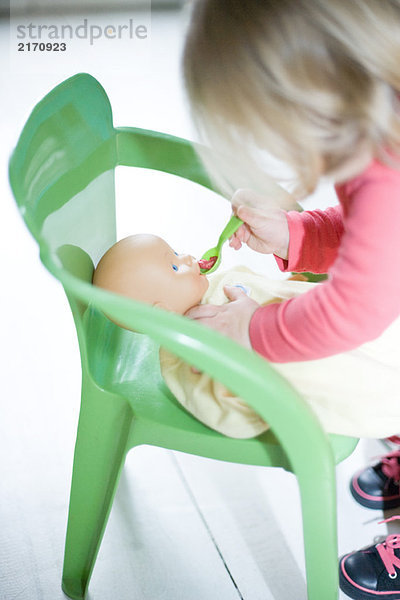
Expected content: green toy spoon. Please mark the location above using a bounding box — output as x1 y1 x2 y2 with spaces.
198 214 244 274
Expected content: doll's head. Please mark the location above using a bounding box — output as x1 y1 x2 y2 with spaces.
93 234 209 315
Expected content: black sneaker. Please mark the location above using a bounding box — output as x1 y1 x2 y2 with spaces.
350 451 400 510
340 521 400 600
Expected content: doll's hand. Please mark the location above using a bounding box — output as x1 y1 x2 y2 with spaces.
184 285 260 349
229 188 289 259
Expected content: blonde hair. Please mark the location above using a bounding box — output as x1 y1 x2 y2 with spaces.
183 0 400 197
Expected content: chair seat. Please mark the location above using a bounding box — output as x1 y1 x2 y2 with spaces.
84 307 358 469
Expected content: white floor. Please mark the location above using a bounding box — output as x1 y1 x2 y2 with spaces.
1 7 399 600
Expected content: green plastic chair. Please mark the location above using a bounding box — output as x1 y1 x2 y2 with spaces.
9 73 358 600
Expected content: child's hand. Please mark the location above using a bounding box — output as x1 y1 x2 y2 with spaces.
229 189 290 259
185 285 260 349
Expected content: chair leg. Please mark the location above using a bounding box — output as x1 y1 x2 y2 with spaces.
298 464 339 600
62 376 133 600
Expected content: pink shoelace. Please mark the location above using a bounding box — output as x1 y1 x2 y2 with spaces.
381 451 400 484
376 516 400 579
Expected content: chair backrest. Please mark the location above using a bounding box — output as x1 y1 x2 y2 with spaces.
9 73 117 268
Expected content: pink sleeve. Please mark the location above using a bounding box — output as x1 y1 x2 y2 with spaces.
274 205 344 274
250 164 400 362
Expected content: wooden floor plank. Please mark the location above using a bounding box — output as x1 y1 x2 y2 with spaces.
88 446 243 600
174 452 308 600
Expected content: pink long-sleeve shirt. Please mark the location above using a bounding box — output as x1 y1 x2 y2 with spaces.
249 158 400 362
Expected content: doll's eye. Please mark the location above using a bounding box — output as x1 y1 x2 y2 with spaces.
172 264 178 271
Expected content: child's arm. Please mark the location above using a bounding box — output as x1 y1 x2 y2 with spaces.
273 205 344 274
232 191 344 274
189 162 400 362
250 167 400 362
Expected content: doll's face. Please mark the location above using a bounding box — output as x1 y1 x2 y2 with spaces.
93 234 209 315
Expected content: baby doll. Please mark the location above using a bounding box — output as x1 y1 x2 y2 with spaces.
93 234 400 440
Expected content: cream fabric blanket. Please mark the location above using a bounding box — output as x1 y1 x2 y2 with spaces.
160 267 400 438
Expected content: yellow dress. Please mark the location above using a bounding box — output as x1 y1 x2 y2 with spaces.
160 267 400 439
